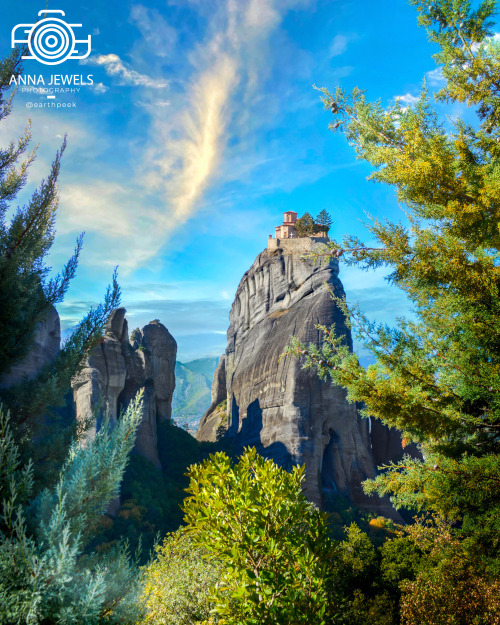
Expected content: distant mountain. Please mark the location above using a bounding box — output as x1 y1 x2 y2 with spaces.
172 357 219 432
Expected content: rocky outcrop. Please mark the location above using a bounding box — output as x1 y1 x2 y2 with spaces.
196 355 226 441
72 309 177 468
0 306 60 388
197 241 400 518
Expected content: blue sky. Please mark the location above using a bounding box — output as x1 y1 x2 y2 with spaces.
0 0 471 360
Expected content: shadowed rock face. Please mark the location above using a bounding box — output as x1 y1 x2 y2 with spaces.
370 418 421 466
0 306 60 388
197 244 400 517
72 309 177 468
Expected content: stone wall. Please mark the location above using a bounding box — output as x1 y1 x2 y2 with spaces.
267 236 330 254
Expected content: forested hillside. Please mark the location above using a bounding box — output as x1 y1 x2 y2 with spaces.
172 357 218 431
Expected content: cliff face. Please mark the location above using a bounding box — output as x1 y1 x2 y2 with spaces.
72 308 177 468
1 304 177 470
197 242 398 516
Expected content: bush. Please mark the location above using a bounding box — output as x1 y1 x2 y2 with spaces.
139 529 225 625
183 448 339 625
400 562 500 625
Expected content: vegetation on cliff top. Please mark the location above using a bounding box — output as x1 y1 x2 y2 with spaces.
295 209 332 237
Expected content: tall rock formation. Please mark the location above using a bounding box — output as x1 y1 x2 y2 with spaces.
197 239 399 517
72 309 177 468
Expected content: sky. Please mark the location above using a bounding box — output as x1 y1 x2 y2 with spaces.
0 0 473 361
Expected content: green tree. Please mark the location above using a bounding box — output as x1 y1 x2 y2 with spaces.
288 0 500 608
182 447 339 625
315 209 333 233
0 49 145 623
295 211 316 237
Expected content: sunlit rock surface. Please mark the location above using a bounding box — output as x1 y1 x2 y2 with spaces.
197 242 402 518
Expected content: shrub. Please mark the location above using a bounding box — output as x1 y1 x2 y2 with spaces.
182 448 339 625
139 529 225 625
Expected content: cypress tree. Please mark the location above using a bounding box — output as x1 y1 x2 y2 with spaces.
315 209 332 233
0 49 145 623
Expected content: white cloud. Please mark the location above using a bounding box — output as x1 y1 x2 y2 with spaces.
10 0 319 276
161 55 238 221
130 4 177 57
395 93 420 106
58 182 136 238
330 34 349 57
425 66 445 86
92 82 108 94
85 54 169 88
141 0 316 233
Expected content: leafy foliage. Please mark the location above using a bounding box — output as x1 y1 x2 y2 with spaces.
287 0 500 616
398 516 500 624
139 529 225 625
0 397 145 624
92 420 233 561
316 209 333 232
295 210 332 237
182 448 339 625
295 211 317 236
289 0 500 567
0 52 121 483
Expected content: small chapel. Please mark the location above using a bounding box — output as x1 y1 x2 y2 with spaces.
274 211 299 239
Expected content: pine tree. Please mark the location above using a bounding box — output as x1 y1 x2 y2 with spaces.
0 49 145 623
315 209 332 233
289 0 500 595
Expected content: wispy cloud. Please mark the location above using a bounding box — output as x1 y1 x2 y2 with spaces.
85 53 169 88
59 182 136 238
425 66 445 86
130 4 178 57
25 0 318 275
329 34 350 57
92 82 108 94
142 0 315 229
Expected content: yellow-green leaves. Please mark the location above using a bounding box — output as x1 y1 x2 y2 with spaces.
182 448 339 625
302 0 500 583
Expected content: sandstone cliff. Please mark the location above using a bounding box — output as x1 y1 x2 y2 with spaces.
197 241 400 517
72 308 177 468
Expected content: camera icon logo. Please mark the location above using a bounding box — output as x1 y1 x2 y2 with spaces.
12 10 92 66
